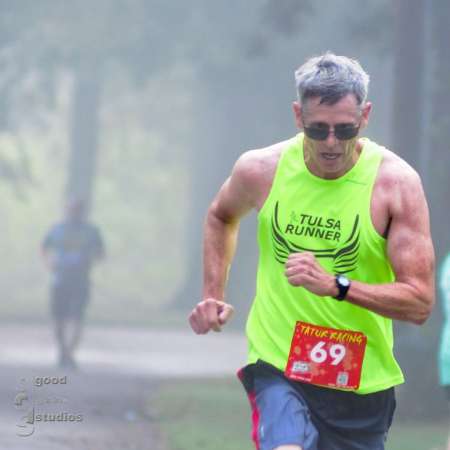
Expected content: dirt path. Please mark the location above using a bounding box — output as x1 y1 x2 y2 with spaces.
0 324 246 450
2 366 164 450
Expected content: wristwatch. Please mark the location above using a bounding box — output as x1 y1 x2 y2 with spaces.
334 274 351 301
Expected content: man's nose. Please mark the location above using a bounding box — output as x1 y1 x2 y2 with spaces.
324 129 337 147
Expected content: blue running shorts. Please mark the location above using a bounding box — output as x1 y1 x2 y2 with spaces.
238 360 396 450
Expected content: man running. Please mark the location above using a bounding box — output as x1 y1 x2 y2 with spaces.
42 198 105 369
188 53 435 450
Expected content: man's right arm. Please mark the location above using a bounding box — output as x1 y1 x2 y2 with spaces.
189 151 261 334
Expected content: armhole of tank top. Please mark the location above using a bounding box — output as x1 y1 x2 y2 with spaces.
257 140 295 220
365 148 387 243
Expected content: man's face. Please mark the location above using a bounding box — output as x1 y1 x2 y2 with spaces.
65 200 85 222
293 94 371 179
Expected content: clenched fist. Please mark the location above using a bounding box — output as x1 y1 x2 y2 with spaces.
284 252 336 297
189 298 235 334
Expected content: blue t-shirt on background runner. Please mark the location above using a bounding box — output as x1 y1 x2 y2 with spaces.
42 221 104 287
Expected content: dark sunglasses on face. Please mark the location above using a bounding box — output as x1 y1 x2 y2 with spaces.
303 122 360 141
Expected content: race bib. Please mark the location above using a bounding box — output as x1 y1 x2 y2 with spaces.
285 321 367 390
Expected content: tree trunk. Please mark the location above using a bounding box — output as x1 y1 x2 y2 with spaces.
392 0 450 421
168 67 288 317
65 70 101 211
392 0 426 170
429 0 450 260
168 79 259 319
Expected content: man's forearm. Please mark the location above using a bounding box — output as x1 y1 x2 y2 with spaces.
345 279 434 325
202 209 239 301
286 252 434 325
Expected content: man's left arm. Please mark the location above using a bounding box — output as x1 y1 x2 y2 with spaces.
285 169 435 325
344 169 435 324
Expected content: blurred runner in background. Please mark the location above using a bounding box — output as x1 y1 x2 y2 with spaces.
42 198 105 369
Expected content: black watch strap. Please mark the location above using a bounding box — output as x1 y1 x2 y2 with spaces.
334 274 350 301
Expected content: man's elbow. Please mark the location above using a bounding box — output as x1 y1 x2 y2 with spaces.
206 203 238 227
412 315 429 326
411 293 435 325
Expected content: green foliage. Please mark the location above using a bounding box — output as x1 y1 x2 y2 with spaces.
0 63 194 324
0 129 66 322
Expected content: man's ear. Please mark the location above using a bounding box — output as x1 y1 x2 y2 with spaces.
360 101 372 129
292 101 304 129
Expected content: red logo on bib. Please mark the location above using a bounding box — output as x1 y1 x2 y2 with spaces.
285 322 367 390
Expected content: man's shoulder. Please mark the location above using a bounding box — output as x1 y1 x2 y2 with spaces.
47 222 65 235
373 146 426 216
233 137 295 181
377 146 422 189
224 137 296 210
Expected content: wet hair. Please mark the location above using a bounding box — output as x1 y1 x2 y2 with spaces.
295 52 370 107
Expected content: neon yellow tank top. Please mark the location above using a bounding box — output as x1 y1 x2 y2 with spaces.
246 133 404 394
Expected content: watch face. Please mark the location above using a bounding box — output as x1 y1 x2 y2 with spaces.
338 275 350 287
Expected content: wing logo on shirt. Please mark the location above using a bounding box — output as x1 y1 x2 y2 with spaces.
271 201 360 274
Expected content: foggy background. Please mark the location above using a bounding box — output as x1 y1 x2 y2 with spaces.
1 0 450 448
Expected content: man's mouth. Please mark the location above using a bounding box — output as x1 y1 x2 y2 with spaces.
321 153 341 160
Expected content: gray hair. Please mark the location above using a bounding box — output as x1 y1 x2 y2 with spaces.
295 53 370 107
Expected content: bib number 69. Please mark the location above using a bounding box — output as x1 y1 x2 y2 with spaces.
310 341 346 365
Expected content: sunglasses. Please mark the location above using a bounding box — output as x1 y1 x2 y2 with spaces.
303 122 360 141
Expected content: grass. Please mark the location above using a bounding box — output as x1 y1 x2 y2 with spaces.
152 377 449 450
387 422 448 450
152 378 253 450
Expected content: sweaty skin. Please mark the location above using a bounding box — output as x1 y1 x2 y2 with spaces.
188 94 435 335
